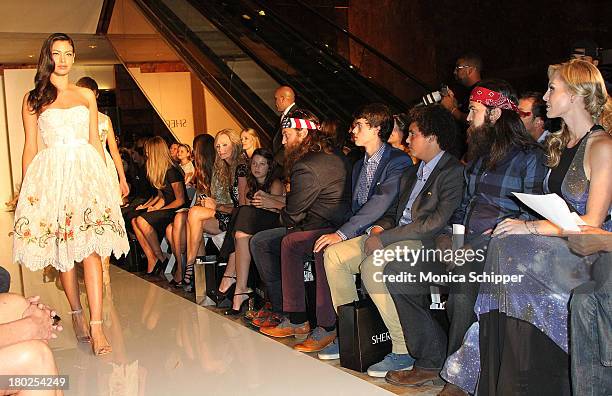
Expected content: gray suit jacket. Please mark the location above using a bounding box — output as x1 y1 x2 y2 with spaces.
375 152 464 247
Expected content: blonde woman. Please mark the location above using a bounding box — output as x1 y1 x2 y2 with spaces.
184 129 247 290
241 128 262 159
177 143 195 185
442 59 612 395
132 137 188 277
76 77 130 285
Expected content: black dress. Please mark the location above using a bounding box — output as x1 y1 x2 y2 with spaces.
214 164 248 232
216 182 283 261
139 166 188 238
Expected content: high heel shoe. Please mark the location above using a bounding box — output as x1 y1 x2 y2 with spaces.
69 309 91 343
182 262 195 292
89 320 112 356
224 292 254 315
211 275 236 299
144 256 169 279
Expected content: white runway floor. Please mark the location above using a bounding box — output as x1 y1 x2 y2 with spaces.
2 212 396 396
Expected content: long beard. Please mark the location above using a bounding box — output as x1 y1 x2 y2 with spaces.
466 122 495 163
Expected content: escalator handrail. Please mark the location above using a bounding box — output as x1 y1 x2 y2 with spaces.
261 0 433 92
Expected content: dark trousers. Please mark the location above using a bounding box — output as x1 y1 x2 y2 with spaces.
384 238 486 369
250 227 287 313
281 228 336 327
0 266 10 293
570 254 612 396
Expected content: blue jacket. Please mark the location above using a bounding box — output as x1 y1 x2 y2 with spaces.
336 144 412 239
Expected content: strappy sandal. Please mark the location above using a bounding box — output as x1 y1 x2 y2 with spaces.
182 263 196 292
68 309 91 343
89 320 112 356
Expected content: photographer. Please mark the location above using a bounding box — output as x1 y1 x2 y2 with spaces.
440 54 483 123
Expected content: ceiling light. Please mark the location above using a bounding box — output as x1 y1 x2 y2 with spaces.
258 10 265 16
28 54 34 58
88 45 97 49
242 14 251 20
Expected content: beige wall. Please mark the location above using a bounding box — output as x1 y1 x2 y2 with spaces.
0 77 14 204
3 66 115 186
128 67 194 144
202 84 242 135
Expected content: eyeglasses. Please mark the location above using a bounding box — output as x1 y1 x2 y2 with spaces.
454 65 471 71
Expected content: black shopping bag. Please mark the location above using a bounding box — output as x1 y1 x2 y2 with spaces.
338 298 392 372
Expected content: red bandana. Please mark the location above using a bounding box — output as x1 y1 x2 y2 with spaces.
469 86 521 114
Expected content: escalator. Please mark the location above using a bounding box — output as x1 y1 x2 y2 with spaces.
128 0 431 143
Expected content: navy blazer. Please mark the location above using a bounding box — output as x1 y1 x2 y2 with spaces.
336 144 413 239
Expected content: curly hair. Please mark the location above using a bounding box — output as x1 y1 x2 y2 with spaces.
408 105 457 152
545 59 612 168
210 129 245 198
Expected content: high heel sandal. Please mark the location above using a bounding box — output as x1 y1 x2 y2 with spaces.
182 262 195 292
69 309 91 343
211 275 236 299
89 320 112 356
223 292 254 316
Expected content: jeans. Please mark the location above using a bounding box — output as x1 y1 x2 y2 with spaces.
570 254 612 396
250 227 287 313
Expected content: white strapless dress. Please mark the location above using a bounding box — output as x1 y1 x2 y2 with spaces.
11 105 129 272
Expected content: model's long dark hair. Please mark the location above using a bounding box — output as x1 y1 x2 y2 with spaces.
246 148 280 200
27 33 75 114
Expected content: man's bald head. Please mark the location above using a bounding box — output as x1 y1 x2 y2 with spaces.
275 86 296 112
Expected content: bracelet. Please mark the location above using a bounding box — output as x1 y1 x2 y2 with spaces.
526 221 539 235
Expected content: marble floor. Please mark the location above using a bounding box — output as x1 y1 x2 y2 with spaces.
1 211 441 396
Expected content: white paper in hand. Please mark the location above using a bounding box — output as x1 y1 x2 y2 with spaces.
512 193 586 232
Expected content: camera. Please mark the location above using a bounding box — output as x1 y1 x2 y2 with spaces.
422 85 449 106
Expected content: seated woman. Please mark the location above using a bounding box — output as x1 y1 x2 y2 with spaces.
177 143 195 186
219 148 285 315
132 137 188 277
184 129 247 291
240 128 262 159
165 134 215 287
441 59 612 395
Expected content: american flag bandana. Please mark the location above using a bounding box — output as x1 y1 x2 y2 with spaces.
281 117 320 130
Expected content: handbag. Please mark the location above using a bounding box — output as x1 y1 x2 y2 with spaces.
337 298 392 372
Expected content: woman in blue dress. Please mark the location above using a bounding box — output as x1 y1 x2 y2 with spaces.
442 59 612 394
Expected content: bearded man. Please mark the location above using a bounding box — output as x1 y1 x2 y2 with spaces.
250 108 352 330
383 80 547 395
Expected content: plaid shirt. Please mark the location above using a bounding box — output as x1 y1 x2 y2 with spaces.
451 145 547 235
356 144 386 206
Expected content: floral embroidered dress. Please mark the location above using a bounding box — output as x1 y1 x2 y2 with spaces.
11 105 129 272
98 112 121 199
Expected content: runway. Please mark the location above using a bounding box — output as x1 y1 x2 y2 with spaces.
1 212 439 395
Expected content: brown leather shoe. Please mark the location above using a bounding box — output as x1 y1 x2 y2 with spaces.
385 366 441 386
260 317 310 339
293 327 336 353
437 383 468 396
252 312 282 328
